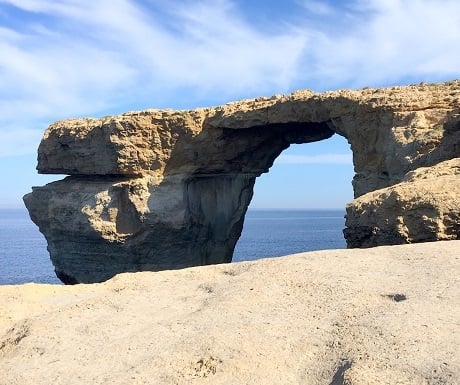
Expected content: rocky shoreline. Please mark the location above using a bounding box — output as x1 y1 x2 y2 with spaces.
1 240 459 384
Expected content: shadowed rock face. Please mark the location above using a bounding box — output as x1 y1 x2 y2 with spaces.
24 81 460 283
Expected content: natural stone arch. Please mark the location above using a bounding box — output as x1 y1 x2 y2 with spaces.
24 81 460 283
233 135 353 261
250 134 355 210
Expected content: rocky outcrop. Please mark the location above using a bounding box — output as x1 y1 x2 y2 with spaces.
24 81 460 283
344 159 460 247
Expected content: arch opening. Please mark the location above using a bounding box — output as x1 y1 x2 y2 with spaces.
233 134 354 262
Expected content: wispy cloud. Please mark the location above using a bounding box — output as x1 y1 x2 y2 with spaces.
0 0 459 157
275 153 353 165
298 0 336 16
302 0 460 87
0 0 309 156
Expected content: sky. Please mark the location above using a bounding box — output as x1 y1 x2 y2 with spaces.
0 0 459 209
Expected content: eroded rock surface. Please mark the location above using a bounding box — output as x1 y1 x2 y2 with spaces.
24 81 460 283
1 242 459 384
344 159 460 247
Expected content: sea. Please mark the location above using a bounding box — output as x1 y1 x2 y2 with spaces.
0 208 346 285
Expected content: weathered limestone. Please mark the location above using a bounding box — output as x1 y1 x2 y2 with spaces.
25 174 256 283
24 81 460 283
344 159 460 247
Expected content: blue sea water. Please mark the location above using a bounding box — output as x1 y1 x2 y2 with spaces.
232 209 346 262
0 208 60 285
0 208 346 285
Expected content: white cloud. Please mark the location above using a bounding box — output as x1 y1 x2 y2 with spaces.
0 0 459 158
0 0 306 95
275 154 353 165
305 0 460 87
0 0 310 156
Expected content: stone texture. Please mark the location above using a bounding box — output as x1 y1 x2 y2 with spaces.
24 174 256 284
344 159 460 247
1 241 460 385
24 81 460 283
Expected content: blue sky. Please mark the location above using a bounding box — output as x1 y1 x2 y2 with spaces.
0 0 459 209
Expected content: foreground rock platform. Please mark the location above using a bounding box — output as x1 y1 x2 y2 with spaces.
24 81 460 283
1 241 459 385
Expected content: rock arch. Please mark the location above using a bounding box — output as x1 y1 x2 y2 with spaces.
24 82 460 283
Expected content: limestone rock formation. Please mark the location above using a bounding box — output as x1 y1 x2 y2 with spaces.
345 159 460 247
24 81 460 283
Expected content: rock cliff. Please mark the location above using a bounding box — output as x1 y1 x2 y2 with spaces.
24 81 460 283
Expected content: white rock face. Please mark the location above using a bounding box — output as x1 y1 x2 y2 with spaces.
24 81 460 283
